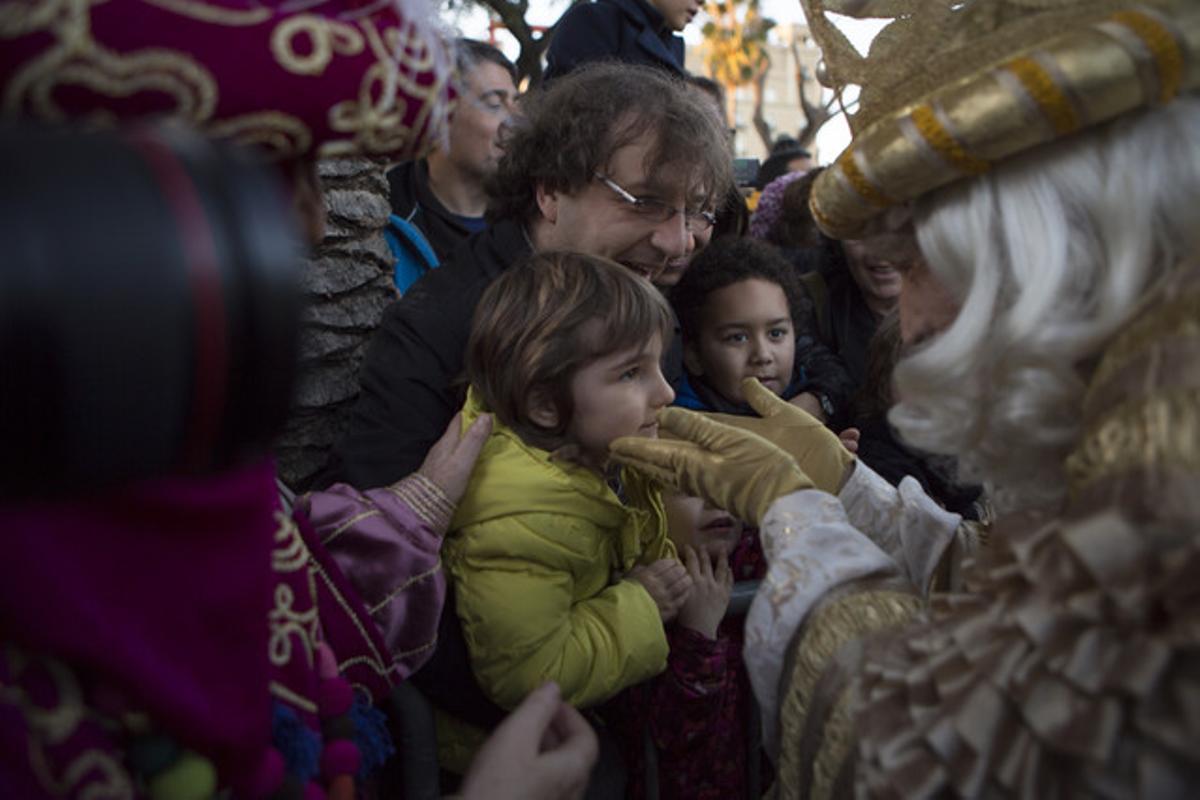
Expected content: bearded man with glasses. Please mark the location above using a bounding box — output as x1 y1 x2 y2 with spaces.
318 62 732 490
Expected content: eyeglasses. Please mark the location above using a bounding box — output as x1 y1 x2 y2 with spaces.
593 173 717 233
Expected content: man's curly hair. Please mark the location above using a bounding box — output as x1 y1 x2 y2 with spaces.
485 62 733 224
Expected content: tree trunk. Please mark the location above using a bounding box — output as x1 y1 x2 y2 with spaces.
721 80 739 149
751 70 773 153
475 0 559 88
275 158 396 491
790 40 835 148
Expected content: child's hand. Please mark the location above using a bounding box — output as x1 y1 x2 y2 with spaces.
838 427 860 454
677 547 732 640
627 559 692 622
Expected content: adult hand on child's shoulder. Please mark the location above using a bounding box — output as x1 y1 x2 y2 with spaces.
417 411 493 504
460 682 598 800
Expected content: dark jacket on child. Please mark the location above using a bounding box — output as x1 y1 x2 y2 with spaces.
544 0 686 83
607 527 769 800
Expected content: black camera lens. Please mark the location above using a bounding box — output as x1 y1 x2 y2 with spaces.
0 124 303 497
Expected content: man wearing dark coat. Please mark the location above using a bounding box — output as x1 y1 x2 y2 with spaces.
318 63 731 489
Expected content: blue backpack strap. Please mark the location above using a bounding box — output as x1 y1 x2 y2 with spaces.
384 214 439 293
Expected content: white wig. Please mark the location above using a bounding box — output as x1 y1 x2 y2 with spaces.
890 93 1200 515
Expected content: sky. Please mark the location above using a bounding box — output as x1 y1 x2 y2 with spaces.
444 0 883 163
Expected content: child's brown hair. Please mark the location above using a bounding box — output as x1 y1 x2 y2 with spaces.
467 251 674 450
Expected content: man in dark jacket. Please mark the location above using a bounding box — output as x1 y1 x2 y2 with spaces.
386 40 517 275
544 0 700 82
319 63 732 489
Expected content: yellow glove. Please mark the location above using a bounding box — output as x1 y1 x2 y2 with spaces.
608 407 812 527
707 378 855 495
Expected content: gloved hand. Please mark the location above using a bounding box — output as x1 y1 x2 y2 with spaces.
708 378 855 494
609 407 813 526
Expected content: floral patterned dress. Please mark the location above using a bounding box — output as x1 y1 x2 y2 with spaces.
607 527 770 799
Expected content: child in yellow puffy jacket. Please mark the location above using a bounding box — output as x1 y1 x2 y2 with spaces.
439 251 693 769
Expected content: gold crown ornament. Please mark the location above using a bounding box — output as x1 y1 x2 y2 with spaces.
801 0 1200 239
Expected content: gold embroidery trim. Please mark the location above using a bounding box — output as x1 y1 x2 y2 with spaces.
1087 289 1200 401
1066 387 1200 493
268 505 321 670
1003 55 1080 135
1111 10 1184 104
321 508 380 546
2 0 450 160
391 637 438 660
269 680 318 714
838 146 893 208
910 103 989 176
270 14 364 77
268 583 319 668
273 510 310 572
811 685 856 800
142 0 271 26
205 111 313 160
368 558 442 615
2 650 84 743
389 473 456 533
3 648 135 798
337 654 397 677
778 589 920 795
310 559 393 678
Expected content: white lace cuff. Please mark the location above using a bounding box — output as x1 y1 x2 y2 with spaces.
839 462 961 590
744 489 896 758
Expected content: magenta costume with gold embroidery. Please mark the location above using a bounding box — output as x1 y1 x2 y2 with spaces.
297 475 456 682
0 1 456 796
0 0 453 163
0 463 457 798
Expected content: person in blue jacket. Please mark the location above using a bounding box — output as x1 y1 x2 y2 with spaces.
387 39 518 293
544 0 701 83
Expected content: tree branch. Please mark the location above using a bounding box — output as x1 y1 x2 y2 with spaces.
790 39 832 148
751 70 773 152
470 0 573 87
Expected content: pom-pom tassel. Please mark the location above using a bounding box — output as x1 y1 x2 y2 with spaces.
349 693 395 778
272 701 321 782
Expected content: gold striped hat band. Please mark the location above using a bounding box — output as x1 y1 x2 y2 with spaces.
807 2 1199 240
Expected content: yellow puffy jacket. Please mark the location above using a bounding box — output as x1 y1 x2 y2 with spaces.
439 389 674 765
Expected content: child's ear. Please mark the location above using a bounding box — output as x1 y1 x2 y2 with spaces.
683 342 704 376
526 388 560 429
534 183 559 224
